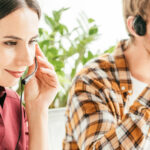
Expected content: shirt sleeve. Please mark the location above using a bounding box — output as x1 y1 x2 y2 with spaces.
63 73 150 150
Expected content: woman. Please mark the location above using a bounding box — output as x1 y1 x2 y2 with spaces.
0 0 59 150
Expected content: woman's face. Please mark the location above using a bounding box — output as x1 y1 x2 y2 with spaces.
0 8 39 87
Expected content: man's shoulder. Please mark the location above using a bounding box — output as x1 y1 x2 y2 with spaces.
76 53 115 77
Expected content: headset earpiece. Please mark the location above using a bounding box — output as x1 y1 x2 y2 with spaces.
133 15 146 36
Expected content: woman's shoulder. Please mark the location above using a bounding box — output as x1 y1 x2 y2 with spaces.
5 87 20 102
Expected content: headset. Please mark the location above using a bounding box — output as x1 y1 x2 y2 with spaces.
15 57 38 150
21 57 38 85
133 15 146 36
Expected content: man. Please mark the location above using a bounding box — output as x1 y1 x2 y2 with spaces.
63 0 150 149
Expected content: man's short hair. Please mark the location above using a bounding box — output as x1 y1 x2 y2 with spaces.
122 0 150 35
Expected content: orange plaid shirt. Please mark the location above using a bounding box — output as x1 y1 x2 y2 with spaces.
63 40 150 150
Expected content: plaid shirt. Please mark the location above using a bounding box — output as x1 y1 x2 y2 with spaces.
63 40 150 150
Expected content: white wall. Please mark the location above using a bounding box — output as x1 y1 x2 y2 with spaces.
48 108 66 150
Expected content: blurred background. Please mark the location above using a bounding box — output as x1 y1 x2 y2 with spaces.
38 0 128 51
19 0 129 149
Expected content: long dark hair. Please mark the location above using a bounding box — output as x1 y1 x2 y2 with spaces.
0 0 41 19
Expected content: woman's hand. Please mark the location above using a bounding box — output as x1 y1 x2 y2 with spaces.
23 44 59 150
24 44 59 113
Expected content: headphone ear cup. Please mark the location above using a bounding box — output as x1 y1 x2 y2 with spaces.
133 15 146 36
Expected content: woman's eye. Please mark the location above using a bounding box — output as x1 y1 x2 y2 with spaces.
29 39 38 45
4 41 17 46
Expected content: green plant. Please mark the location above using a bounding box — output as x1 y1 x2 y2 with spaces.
38 8 102 108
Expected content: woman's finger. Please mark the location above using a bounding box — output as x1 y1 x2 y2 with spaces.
40 68 58 80
37 56 54 70
35 44 47 60
38 71 58 88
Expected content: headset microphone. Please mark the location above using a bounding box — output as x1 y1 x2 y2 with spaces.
15 57 38 150
21 57 38 85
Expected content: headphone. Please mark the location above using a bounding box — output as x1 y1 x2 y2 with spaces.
133 15 146 36
15 57 38 150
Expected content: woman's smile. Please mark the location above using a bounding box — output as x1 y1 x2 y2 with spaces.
4 69 25 78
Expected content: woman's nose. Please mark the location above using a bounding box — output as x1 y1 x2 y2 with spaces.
16 45 35 66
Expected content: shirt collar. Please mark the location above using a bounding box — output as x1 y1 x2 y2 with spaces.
0 86 6 98
113 39 132 95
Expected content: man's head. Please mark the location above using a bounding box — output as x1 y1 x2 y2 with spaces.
122 0 150 41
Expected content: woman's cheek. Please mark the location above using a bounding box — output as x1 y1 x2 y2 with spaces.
0 50 16 67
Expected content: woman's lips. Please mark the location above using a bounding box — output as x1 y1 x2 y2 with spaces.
5 69 25 78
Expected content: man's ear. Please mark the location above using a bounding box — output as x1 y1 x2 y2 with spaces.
126 16 139 37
